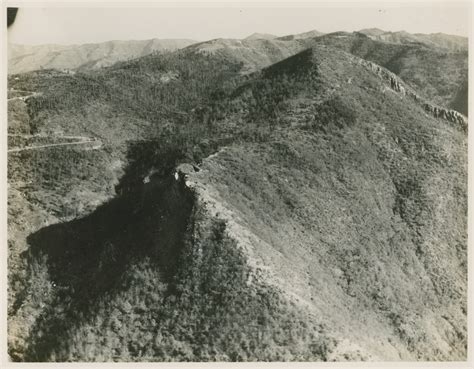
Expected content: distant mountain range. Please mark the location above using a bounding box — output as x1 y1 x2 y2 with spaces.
358 28 468 51
8 29 466 75
8 38 196 74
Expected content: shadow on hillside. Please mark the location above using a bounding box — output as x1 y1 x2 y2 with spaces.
22 140 194 361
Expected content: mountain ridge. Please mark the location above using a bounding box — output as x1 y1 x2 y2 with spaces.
244 32 278 40
357 29 468 51
8 38 197 74
300 32 468 114
7 31 468 362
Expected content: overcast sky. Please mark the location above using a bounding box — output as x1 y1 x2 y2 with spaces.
7 3 470 45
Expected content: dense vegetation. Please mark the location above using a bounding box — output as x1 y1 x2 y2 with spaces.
302 32 468 113
8 48 329 361
7 42 467 361
24 210 331 361
187 47 467 360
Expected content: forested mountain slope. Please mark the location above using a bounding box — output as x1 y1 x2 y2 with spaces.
301 32 468 115
183 32 468 115
9 30 468 116
7 42 467 361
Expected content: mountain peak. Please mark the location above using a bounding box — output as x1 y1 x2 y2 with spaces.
358 28 386 36
244 32 278 41
277 29 324 41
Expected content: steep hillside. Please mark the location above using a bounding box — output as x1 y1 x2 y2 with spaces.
302 32 468 114
7 43 467 361
187 47 467 360
206 31 469 113
8 39 197 74
7 52 245 361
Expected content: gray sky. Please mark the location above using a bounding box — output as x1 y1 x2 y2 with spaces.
7 3 470 45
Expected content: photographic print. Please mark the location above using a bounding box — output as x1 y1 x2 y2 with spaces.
4 1 469 363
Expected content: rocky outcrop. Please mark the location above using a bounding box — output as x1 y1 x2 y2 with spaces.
357 59 467 130
422 104 466 127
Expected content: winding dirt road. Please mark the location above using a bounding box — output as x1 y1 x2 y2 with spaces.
8 135 103 153
8 139 102 153
8 90 103 153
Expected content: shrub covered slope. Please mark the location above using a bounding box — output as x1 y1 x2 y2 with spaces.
7 43 467 361
301 32 468 114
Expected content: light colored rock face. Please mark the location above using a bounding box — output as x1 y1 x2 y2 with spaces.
176 163 196 177
174 164 200 188
422 104 467 126
357 58 467 129
159 71 179 83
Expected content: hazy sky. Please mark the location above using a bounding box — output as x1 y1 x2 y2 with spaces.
7 3 470 45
